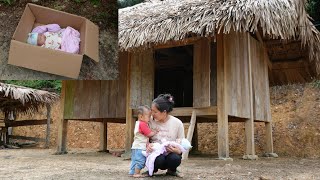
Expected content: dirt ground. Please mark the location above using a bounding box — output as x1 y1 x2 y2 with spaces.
1 149 319 180
0 0 118 80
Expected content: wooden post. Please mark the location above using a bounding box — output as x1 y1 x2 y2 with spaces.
99 120 108 152
190 122 198 154
182 110 197 160
122 53 135 159
56 119 68 154
264 122 278 157
45 104 51 148
4 112 9 145
243 34 258 160
217 33 230 159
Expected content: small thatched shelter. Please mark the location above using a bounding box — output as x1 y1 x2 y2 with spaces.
0 83 59 147
117 0 320 159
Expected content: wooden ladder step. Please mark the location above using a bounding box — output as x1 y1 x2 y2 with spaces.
182 110 197 160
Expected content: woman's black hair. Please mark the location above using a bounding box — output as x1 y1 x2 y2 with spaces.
152 94 174 113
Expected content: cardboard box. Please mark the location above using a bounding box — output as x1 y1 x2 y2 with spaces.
8 3 99 78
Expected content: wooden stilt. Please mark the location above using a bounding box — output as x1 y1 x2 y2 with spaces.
217 33 230 160
182 110 197 160
264 122 278 157
243 34 258 160
56 119 68 154
45 104 51 148
99 121 108 152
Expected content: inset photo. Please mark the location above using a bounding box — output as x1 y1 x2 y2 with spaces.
0 0 117 80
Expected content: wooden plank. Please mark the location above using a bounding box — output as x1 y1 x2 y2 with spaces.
45 105 51 148
217 33 229 158
108 81 118 118
73 81 100 119
245 33 255 156
130 52 143 108
182 110 197 160
63 81 76 119
100 81 110 118
250 35 272 122
116 52 129 118
223 31 250 118
193 38 211 107
8 135 46 142
5 119 50 127
154 36 201 49
210 42 218 106
89 81 101 119
99 121 108 152
141 49 154 106
130 49 154 109
132 106 217 117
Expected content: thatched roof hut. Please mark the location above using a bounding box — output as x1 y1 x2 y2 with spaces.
0 83 59 115
119 0 320 73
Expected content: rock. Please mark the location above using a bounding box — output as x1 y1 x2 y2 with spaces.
259 175 272 180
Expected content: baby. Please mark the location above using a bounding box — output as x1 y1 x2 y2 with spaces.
129 105 158 178
144 138 192 176
27 31 62 50
26 24 80 54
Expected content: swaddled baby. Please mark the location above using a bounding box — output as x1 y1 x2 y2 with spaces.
28 31 63 50
27 24 80 54
143 138 192 176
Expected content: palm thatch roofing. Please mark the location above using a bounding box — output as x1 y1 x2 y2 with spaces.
0 83 59 115
119 0 320 72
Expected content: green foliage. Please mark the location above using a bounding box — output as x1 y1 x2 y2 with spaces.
74 0 100 6
0 0 14 5
4 80 62 93
306 0 320 30
118 0 144 8
311 79 320 88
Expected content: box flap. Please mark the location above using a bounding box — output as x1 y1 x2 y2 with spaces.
8 40 83 79
84 19 99 62
13 4 35 42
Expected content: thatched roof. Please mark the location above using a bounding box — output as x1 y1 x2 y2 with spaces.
119 0 320 72
0 83 59 115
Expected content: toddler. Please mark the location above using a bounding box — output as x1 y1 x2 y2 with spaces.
129 105 158 178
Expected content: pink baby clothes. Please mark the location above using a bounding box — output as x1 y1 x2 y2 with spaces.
145 141 187 176
31 24 80 54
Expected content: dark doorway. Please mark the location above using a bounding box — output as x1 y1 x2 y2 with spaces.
154 45 193 107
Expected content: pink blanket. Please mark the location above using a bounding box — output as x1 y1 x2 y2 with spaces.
145 141 187 176
32 24 80 54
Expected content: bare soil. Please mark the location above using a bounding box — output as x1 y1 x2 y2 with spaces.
0 0 118 80
0 148 319 179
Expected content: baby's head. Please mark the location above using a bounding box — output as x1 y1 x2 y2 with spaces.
137 105 151 123
27 33 46 46
176 138 192 150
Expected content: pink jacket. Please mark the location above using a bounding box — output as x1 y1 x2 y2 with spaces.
32 24 80 54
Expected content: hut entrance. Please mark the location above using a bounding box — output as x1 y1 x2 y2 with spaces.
154 45 193 107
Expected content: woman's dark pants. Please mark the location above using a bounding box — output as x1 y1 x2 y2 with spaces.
154 153 182 172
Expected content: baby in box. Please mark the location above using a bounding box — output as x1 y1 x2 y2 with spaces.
27 24 80 54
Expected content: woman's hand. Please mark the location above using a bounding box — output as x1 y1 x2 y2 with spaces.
166 145 182 155
146 143 154 153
